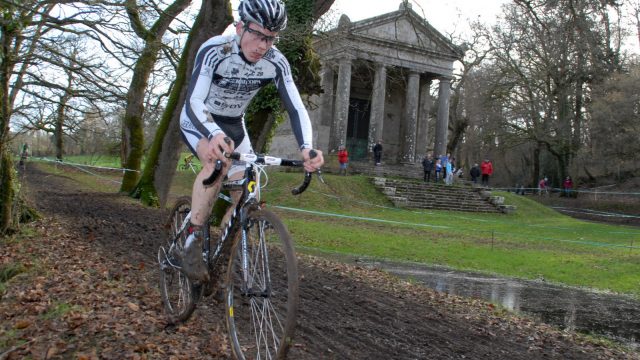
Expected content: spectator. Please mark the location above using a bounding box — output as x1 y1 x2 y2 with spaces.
445 161 454 185
545 177 551 192
434 158 442 182
337 145 349 176
538 177 549 196
421 153 434 182
469 163 480 184
372 140 383 166
480 158 493 186
440 153 450 178
562 176 574 197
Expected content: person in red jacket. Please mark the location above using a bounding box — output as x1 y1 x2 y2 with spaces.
480 158 493 186
337 145 349 176
562 176 574 197
538 177 549 196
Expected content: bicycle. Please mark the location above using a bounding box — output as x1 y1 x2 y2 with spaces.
158 150 319 360
18 151 28 171
180 153 200 173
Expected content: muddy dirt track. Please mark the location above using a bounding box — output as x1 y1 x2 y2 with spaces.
3 163 638 359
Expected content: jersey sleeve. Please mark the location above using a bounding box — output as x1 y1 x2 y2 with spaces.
273 55 313 150
185 43 224 140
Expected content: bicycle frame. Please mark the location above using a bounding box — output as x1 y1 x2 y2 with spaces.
165 151 317 273
204 162 259 278
160 151 318 357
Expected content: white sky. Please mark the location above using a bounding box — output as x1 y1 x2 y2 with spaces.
330 0 510 36
228 0 510 37
227 0 638 52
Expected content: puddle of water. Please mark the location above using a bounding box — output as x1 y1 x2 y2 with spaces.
377 262 639 348
303 250 639 349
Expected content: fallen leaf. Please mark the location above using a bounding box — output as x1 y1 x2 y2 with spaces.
46 346 59 358
14 319 31 329
127 302 140 312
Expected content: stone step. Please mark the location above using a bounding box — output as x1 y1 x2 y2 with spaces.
373 177 514 214
323 160 515 214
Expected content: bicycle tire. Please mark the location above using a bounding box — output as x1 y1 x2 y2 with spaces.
225 208 299 360
159 196 202 324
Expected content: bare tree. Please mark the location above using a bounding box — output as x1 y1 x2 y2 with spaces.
475 0 626 186
0 0 137 233
1 0 56 233
631 0 640 47
447 22 495 160
134 0 233 206
588 61 640 179
119 0 194 193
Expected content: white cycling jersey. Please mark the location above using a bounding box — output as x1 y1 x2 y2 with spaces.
180 34 313 157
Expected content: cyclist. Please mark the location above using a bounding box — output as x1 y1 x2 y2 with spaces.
181 153 195 170
19 143 29 167
178 0 324 283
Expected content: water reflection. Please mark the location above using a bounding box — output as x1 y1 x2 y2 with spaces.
362 259 639 348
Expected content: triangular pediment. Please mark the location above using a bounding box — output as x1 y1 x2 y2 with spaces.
325 6 463 60
355 16 438 49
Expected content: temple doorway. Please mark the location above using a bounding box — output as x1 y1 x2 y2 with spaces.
346 98 371 160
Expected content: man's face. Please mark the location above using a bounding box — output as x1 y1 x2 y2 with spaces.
236 21 279 63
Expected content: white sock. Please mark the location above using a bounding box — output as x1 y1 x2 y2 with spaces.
184 233 195 248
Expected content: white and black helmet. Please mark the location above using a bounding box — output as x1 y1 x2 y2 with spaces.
238 0 288 32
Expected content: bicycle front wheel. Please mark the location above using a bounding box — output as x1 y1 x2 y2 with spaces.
225 208 299 360
159 196 201 324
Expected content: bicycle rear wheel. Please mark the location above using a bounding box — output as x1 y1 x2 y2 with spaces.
225 208 299 360
159 196 201 324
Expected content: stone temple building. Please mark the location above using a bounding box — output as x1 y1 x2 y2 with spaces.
271 1 464 164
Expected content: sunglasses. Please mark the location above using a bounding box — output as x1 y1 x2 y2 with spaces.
244 26 280 45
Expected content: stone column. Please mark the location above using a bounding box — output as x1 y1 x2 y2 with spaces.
318 62 335 127
416 78 432 157
368 63 387 150
434 78 451 157
330 56 352 151
401 71 420 163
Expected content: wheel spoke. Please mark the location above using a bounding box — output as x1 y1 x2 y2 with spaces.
159 197 200 324
226 209 299 360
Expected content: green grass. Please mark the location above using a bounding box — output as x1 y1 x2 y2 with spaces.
27 158 640 298
257 171 640 297
36 153 202 172
41 302 81 320
0 263 24 297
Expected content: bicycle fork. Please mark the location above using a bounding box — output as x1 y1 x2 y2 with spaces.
239 220 271 298
158 211 193 271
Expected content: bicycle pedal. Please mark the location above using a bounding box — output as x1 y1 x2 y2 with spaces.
158 246 182 271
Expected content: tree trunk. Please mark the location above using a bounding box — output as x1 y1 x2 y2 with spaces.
0 151 15 234
532 144 541 188
136 0 233 207
246 101 274 152
0 15 17 234
254 112 276 152
55 93 70 160
447 110 468 156
0 3 53 234
120 42 161 193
